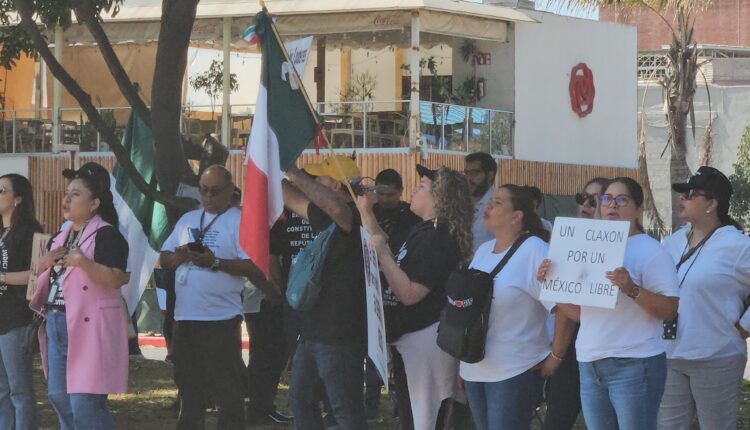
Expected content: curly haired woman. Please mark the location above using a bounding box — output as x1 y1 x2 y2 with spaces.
359 164 474 429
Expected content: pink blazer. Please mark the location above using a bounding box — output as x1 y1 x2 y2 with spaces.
30 215 128 394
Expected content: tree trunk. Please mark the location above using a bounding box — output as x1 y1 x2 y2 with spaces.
669 114 691 230
151 0 199 210
13 0 192 211
664 8 699 230
73 0 152 127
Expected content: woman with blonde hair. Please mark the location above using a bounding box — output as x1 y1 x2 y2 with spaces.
359 164 473 429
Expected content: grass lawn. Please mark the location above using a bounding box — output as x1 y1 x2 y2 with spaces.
31 356 750 429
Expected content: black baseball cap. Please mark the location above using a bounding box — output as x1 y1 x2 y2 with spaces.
62 162 111 195
416 164 437 180
672 166 733 200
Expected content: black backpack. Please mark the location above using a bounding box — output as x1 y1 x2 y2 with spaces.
436 234 530 363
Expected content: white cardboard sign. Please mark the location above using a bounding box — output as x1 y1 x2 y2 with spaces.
540 217 630 309
360 227 388 389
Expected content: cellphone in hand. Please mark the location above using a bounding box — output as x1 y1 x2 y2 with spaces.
187 241 206 253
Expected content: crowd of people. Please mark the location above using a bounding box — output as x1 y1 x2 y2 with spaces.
0 151 749 430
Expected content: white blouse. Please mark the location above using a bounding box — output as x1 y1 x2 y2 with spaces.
662 226 750 360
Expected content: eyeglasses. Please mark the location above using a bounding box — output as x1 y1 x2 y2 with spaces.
575 192 598 207
599 194 632 208
682 189 708 200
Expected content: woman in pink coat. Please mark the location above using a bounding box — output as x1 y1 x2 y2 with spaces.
30 162 129 430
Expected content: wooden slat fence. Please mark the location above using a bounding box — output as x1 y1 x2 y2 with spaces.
26 152 638 233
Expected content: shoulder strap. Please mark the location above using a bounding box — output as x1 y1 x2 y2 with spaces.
76 226 109 249
488 233 532 279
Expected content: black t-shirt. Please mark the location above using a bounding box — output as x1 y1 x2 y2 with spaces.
373 201 421 254
383 220 460 341
46 225 129 306
300 202 366 347
0 224 43 334
271 210 316 278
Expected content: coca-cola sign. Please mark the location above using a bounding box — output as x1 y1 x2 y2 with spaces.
373 14 402 27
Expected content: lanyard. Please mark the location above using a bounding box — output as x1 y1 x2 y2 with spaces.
198 207 228 242
676 227 718 288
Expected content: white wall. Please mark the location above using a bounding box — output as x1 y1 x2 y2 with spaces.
451 31 515 112
514 13 637 168
0 156 29 178
641 83 750 225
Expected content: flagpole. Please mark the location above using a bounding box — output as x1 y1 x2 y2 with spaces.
264 10 360 202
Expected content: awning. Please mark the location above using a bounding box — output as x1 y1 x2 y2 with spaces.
48 0 534 46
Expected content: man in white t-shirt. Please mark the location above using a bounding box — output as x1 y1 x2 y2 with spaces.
160 166 275 430
464 152 497 252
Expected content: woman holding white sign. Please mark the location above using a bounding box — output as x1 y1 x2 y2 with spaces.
540 177 679 430
657 166 750 430
0 174 42 430
459 184 576 430
544 177 610 430
358 165 473 430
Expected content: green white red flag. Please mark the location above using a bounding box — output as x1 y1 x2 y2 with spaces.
239 10 321 276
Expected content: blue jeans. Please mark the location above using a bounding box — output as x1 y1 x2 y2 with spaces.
46 311 113 430
464 369 544 430
579 353 667 430
289 340 367 430
0 324 37 430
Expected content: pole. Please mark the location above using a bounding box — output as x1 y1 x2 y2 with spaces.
266 12 357 200
409 11 420 149
52 25 63 152
222 17 232 148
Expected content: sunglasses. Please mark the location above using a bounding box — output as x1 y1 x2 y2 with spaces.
599 194 632 208
199 184 230 197
575 192 598 207
681 189 709 200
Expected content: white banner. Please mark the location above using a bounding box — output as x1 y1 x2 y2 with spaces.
283 36 314 79
540 217 630 309
360 227 388 388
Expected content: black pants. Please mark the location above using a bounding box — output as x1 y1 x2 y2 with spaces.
245 300 287 419
543 331 581 430
365 357 384 411
391 347 414 430
173 317 245 430
154 269 176 357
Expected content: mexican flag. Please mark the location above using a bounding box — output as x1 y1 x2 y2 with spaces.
112 113 169 315
239 10 320 276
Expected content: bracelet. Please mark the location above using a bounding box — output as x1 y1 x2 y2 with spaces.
550 351 565 361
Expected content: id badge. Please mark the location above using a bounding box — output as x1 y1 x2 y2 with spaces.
47 270 67 303
176 265 190 285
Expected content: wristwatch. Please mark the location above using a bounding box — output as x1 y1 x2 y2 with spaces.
210 258 221 272
0 272 6 285
628 285 641 299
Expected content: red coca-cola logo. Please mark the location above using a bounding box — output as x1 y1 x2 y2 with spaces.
373 14 401 26
569 63 595 118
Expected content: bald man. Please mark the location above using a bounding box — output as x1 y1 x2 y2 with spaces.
160 165 276 430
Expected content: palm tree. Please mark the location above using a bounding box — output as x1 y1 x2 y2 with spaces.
557 0 711 228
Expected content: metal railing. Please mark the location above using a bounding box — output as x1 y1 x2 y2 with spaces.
316 100 513 156
417 101 513 156
0 101 514 156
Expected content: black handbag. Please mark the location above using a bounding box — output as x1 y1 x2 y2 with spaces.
437 234 530 363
